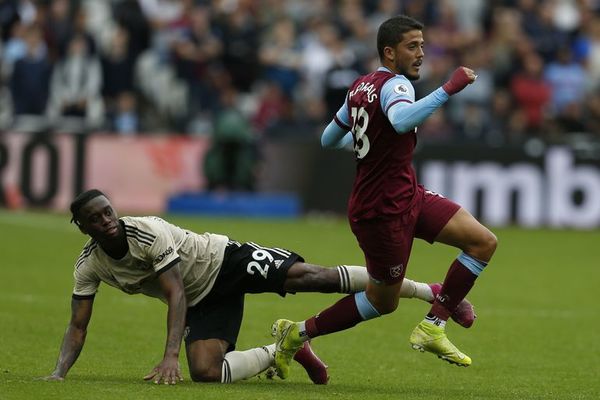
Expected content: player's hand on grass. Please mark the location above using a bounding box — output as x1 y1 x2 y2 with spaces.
143 356 183 385
39 374 64 382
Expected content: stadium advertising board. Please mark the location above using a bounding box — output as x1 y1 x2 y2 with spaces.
418 147 600 229
0 132 209 213
263 141 600 229
1 132 599 228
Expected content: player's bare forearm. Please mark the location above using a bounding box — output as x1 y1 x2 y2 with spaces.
164 289 186 358
48 297 93 379
51 324 87 378
144 265 186 384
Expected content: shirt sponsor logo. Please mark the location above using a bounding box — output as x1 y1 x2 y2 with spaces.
155 246 174 263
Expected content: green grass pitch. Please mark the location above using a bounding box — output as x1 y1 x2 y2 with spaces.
0 210 598 400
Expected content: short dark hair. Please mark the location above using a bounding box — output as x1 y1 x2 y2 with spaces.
70 189 107 226
377 15 424 60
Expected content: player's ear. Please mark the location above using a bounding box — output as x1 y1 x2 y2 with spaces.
383 46 395 62
74 220 88 235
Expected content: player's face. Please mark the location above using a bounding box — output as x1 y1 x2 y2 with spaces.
77 196 122 241
390 30 424 80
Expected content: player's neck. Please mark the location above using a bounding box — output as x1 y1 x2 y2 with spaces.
98 224 129 260
100 238 129 260
380 62 397 75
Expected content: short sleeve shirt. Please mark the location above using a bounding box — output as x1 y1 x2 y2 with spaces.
73 216 229 306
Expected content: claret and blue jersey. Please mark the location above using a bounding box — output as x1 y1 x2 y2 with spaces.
321 66 451 221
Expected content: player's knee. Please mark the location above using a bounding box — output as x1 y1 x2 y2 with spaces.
189 363 222 383
481 230 498 259
467 229 498 261
370 297 399 315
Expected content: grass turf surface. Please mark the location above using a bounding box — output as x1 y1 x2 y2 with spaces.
0 210 598 400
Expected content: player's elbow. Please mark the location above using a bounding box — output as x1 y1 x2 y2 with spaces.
321 134 336 148
391 121 413 134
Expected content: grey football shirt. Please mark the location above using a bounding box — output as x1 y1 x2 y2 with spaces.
72 216 228 306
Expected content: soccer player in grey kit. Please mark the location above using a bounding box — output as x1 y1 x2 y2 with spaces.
272 14 497 378
43 189 473 385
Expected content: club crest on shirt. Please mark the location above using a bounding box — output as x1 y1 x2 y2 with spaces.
394 84 409 94
390 263 404 278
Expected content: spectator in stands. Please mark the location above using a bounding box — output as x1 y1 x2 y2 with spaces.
543 45 589 133
138 0 184 63
111 0 151 59
487 89 526 145
520 0 569 63
110 91 141 134
322 28 363 118
573 16 600 89
204 85 257 191
510 52 551 134
214 1 260 92
582 91 600 138
47 33 104 129
258 17 302 99
2 20 27 77
45 0 95 60
171 5 222 116
252 80 288 136
101 26 136 116
447 41 494 137
0 0 20 43
9 24 51 116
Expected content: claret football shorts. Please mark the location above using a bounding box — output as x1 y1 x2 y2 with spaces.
350 185 460 284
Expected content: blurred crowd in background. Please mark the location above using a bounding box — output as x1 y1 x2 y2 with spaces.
2 0 600 147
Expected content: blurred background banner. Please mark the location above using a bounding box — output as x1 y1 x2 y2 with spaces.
2 132 599 228
86 134 210 212
0 131 81 210
0 132 210 213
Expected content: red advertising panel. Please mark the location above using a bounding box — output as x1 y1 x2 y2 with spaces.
85 135 210 213
0 132 210 213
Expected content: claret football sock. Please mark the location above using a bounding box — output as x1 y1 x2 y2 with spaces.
305 294 363 338
430 258 478 320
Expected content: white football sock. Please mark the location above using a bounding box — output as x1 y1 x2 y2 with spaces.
337 266 433 301
424 315 447 329
337 265 369 293
221 344 275 383
399 279 434 301
297 321 310 342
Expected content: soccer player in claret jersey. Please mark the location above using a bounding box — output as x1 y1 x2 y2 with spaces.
42 189 473 385
271 15 498 378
